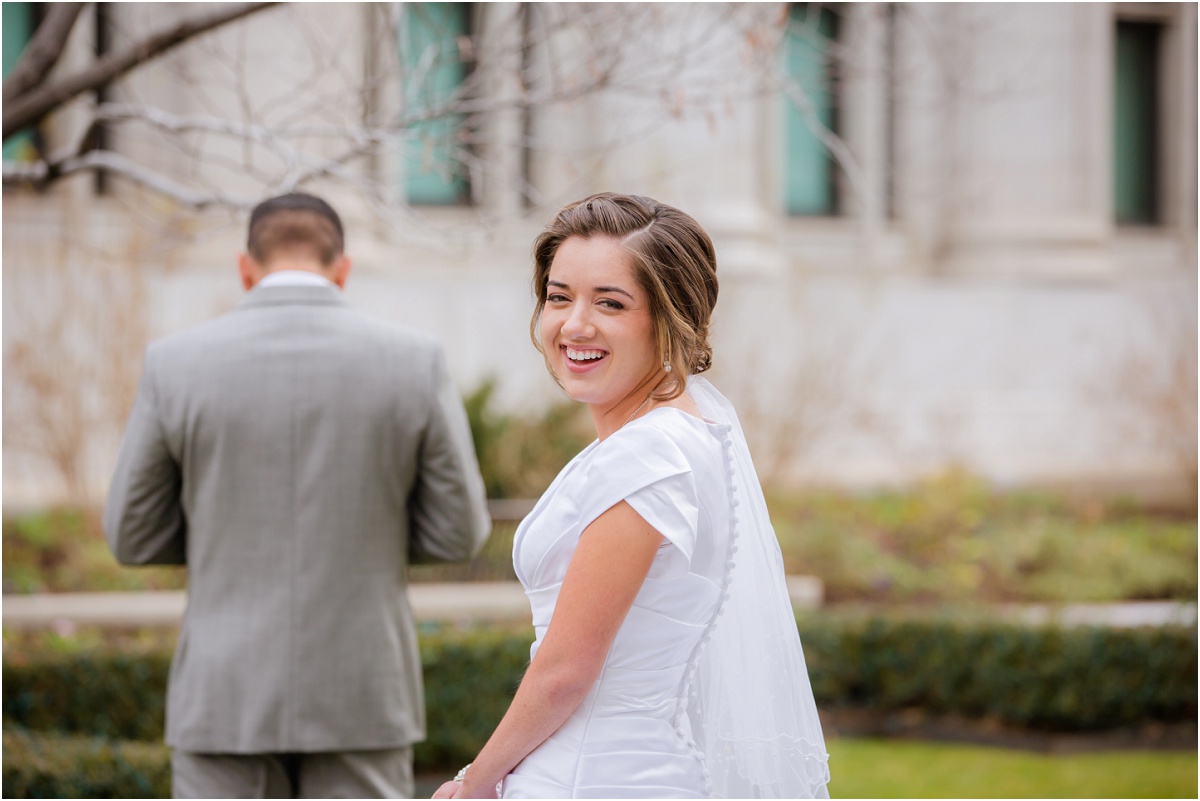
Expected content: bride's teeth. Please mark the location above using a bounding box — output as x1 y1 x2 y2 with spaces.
567 347 603 361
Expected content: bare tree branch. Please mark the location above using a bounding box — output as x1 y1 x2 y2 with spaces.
3 2 279 140
1 3 87 105
4 148 254 208
2 2 881 223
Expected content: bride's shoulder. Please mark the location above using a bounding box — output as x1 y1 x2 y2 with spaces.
590 408 721 475
581 413 689 473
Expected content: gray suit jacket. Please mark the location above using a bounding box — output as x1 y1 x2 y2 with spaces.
104 284 490 753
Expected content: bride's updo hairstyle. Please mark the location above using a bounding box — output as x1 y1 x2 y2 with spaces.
532 192 719 401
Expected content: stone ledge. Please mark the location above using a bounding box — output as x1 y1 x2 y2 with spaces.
1 576 826 630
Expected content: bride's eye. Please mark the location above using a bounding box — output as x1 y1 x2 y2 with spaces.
598 298 625 310
547 293 569 303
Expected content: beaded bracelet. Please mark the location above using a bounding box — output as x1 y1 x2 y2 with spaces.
451 763 503 797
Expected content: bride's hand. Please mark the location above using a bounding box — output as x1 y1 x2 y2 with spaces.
434 777 499 796
431 780 461 799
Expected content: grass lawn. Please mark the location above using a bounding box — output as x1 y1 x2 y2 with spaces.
827 737 1197 798
6 731 1194 798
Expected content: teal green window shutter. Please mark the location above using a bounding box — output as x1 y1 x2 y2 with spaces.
1112 21 1162 225
783 4 839 216
3 2 36 163
403 3 471 206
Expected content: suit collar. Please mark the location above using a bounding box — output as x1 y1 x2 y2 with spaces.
235 283 348 310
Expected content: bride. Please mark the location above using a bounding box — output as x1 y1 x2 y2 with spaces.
435 193 829 799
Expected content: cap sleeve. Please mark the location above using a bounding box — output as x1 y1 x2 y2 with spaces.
576 421 698 579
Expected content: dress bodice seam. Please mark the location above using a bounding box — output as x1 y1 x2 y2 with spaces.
627 605 712 627
567 660 610 799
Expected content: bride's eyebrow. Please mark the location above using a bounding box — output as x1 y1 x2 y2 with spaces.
547 279 634 301
595 285 634 300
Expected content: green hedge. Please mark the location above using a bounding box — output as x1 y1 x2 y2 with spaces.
796 617 1196 730
1 627 533 773
4 619 1195 764
3 643 170 743
2 731 170 799
416 627 533 768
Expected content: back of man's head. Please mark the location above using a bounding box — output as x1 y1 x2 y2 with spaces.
247 193 345 267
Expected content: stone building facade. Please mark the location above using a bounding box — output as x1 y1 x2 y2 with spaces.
3 3 1195 504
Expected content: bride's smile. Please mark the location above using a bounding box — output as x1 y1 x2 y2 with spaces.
561 345 607 370
540 235 661 430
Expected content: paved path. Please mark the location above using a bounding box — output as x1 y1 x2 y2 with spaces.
1 583 534 629
999 600 1196 628
4 580 1193 630
1 578 823 629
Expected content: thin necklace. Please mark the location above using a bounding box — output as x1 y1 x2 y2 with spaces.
622 394 653 427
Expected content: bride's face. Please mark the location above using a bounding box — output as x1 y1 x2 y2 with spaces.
540 235 659 411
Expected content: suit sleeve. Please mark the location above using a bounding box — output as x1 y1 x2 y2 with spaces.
408 348 491 564
102 347 188 565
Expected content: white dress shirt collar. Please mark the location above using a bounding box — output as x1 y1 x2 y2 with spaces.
257 270 337 290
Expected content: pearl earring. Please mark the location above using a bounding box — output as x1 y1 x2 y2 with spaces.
663 358 672 372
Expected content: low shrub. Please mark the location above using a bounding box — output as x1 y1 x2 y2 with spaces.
2 731 170 798
796 616 1197 731
5 619 1194 765
770 471 1198 604
416 626 533 769
3 636 171 742
2 625 534 773
6 469 1195 604
464 379 592 500
2 508 186 594
408 523 520 583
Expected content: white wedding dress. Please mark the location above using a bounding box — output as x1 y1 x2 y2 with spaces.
503 378 829 799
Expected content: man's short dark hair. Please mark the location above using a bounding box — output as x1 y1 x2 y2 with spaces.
247 193 345 266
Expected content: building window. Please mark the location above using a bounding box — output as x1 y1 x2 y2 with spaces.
2 2 41 164
1112 20 1163 225
402 2 473 206
783 3 840 217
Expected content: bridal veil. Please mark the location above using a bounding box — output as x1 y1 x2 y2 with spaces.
685 376 830 799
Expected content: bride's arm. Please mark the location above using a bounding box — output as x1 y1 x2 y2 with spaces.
441 500 662 799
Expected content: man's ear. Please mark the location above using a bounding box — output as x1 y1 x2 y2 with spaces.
330 255 352 289
238 252 261 291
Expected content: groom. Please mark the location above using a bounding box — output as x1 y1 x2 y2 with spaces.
104 192 490 798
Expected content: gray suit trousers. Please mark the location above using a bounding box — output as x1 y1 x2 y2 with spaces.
172 746 414 799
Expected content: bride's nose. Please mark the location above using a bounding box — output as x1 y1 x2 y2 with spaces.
561 302 595 339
